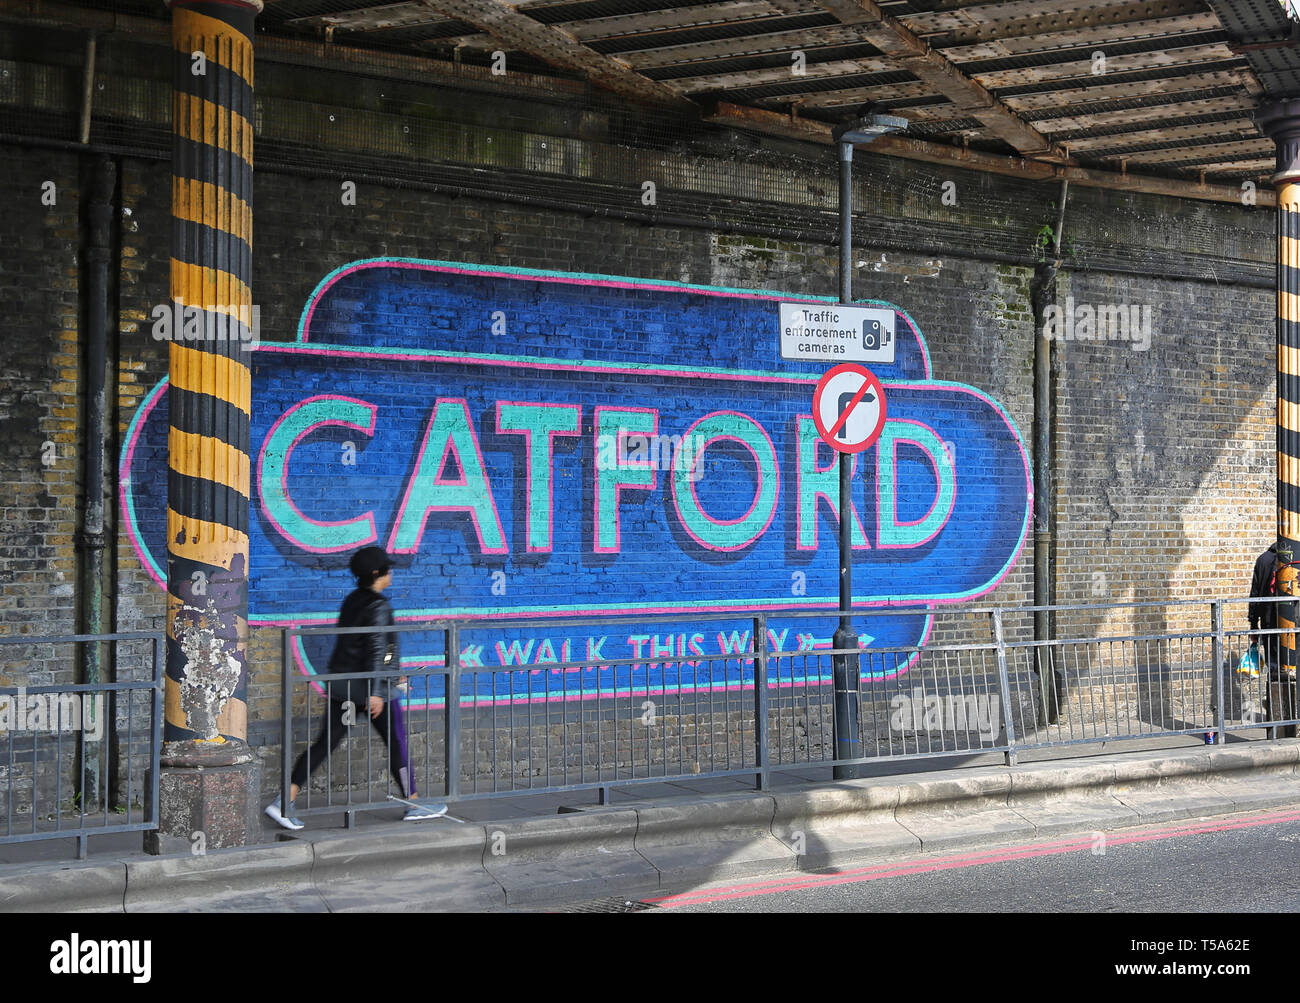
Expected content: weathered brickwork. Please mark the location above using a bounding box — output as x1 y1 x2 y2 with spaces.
0 37 1284 806
1051 266 1274 644
114 158 169 649
0 150 83 684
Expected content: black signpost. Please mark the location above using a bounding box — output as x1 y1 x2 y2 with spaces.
829 114 907 780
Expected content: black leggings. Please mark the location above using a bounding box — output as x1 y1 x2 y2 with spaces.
290 698 411 796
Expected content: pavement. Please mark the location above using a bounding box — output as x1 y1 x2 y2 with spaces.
2 733 1298 912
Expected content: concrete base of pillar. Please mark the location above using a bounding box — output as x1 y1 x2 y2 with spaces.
143 759 263 855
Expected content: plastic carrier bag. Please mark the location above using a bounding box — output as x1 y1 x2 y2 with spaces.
1238 644 1262 678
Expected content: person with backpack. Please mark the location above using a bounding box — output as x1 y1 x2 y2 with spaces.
1249 543 1279 672
265 546 446 829
1248 542 1300 737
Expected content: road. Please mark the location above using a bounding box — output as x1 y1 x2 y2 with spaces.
623 805 1300 913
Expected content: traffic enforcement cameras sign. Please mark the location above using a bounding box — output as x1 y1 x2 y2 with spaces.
779 302 896 364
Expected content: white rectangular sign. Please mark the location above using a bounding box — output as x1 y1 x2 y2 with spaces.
778 302 896 364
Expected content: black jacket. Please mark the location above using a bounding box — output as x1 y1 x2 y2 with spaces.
1249 545 1278 632
326 588 398 705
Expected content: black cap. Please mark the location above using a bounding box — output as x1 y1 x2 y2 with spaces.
349 546 390 584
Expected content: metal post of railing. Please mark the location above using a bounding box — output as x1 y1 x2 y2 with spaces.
1212 601 1226 745
991 610 1017 766
445 623 460 801
281 628 292 816
753 614 769 790
1039 630 1060 727
150 633 163 828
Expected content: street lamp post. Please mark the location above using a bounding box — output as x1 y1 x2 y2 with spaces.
830 114 906 781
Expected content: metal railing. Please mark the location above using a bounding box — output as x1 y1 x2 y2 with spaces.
0 631 163 859
279 597 1300 818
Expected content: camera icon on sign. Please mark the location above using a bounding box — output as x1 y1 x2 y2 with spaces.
863 318 891 351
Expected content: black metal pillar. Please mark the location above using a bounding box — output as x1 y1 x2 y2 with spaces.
1260 100 1300 734
832 140 862 778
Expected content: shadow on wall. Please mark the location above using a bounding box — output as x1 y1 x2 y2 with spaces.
1047 262 1275 732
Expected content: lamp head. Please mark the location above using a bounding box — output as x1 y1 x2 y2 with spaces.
833 114 909 145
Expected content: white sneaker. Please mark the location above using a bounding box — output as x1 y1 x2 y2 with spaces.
403 801 448 821
265 796 304 830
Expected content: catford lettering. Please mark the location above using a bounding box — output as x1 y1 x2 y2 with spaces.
257 397 957 558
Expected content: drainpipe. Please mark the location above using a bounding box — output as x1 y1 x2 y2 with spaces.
1030 179 1067 723
78 25 110 804
79 33 95 145
79 154 114 803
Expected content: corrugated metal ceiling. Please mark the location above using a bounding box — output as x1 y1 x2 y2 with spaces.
45 0 1300 181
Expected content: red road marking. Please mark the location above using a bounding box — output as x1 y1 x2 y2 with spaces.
647 807 1300 908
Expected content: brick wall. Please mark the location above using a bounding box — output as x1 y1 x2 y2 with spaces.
1051 266 1274 643
0 149 83 684
0 33 1284 801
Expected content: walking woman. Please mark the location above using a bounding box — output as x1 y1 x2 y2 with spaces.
265 546 446 829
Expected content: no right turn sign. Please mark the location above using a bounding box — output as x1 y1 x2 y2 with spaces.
811 363 887 454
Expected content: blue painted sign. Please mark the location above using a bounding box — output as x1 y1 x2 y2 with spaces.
121 259 1031 705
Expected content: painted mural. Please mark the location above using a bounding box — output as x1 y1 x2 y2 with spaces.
121 259 1032 706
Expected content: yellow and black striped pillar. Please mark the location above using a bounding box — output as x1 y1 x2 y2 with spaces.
164 0 259 752
1261 100 1300 688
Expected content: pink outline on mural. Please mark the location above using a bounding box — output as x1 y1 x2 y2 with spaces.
298 259 932 381
494 400 582 554
256 394 379 555
385 397 509 556
121 368 1028 618
118 256 1027 693
118 256 984 702
875 418 958 551
592 405 659 555
671 410 780 553
794 416 870 553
